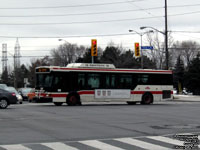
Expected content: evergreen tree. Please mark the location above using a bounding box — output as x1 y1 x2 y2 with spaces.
1 69 9 85
100 46 121 67
173 56 185 93
76 48 100 63
184 53 200 95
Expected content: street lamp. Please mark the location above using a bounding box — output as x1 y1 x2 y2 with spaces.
140 26 168 70
129 29 153 69
58 39 69 43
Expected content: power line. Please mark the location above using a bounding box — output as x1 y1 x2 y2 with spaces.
0 0 143 10
1 30 200 40
0 33 136 38
0 10 199 26
0 16 164 26
0 7 162 18
168 3 200 8
172 31 200 33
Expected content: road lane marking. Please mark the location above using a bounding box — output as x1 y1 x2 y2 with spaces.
79 140 125 150
149 135 200 149
147 136 184 145
115 138 170 150
0 144 32 150
41 142 79 150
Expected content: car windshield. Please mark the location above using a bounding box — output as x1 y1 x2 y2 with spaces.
20 88 32 94
0 84 8 90
5 87 18 94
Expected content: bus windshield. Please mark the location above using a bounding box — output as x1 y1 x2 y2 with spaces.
36 74 53 89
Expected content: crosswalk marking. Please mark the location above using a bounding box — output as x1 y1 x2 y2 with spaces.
115 138 170 150
147 136 184 146
41 142 79 150
0 144 32 150
79 140 125 150
0 133 199 150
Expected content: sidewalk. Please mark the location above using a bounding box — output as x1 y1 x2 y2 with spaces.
172 94 200 102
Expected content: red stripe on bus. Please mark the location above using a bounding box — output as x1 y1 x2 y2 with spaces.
50 94 68 97
131 91 163 94
78 91 95 95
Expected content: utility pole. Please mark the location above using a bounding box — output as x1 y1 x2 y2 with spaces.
165 0 168 70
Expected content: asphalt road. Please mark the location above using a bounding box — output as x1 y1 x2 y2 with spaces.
0 101 200 150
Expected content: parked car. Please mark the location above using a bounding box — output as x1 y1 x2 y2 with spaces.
6 87 23 104
0 88 18 109
18 88 32 101
27 88 36 102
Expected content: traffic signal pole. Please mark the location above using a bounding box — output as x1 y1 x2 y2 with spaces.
92 56 94 64
140 35 143 69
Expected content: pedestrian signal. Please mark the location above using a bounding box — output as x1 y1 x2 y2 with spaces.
135 42 140 57
91 39 97 56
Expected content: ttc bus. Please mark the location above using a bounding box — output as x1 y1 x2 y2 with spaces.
35 63 173 106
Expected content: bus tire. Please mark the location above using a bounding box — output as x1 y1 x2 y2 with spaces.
54 102 63 106
141 93 153 105
67 94 80 106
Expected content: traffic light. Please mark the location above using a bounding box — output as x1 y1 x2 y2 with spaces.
91 39 97 56
135 42 140 57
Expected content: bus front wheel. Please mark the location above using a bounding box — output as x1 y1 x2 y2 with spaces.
141 93 153 105
67 94 80 106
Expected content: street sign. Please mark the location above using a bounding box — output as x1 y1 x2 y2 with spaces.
141 46 153 50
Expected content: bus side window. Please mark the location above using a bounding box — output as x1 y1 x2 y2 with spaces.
137 74 149 84
78 73 85 90
87 74 100 89
105 74 116 89
119 75 132 89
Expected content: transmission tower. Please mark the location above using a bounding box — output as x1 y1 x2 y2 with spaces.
14 38 21 69
2 43 8 73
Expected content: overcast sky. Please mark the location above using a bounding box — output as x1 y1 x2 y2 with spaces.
1 0 200 71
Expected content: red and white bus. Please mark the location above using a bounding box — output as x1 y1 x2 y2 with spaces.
35 63 173 106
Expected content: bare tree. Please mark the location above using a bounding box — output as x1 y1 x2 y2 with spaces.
51 43 86 66
146 32 174 69
172 41 200 68
146 32 165 69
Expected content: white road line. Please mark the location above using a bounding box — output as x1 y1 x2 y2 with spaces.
0 144 32 150
148 135 200 149
115 138 170 150
147 136 184 146
79 140 125 150
41 142 79 150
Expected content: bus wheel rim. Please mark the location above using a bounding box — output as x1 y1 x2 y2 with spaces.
70 96 77 104
145 96 151 103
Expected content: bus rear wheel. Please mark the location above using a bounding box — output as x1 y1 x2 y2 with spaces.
54 102 63 106
141 93 153 105
67 95 80 106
